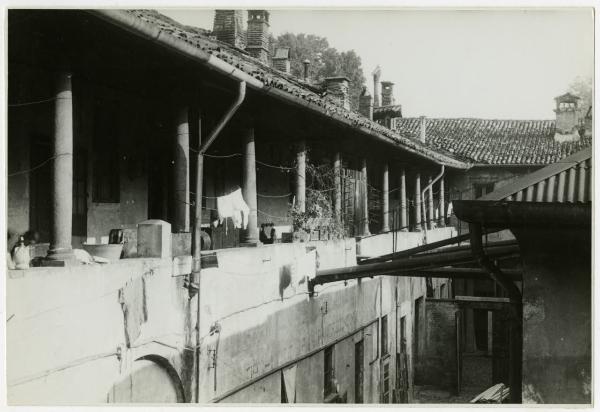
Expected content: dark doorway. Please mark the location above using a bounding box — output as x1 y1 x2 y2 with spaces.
29 135 52 242
474 309 489 351
354 340 364 403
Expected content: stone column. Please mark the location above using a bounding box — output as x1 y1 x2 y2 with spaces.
414 172 422 231
400 168 408 231
439 177 446 227
47 72 75 263
361 158 371 236
427 176 434 230
295 140 306 213
333 152 342 223
173 106 190 233
242 126 259 244
381 163 390 233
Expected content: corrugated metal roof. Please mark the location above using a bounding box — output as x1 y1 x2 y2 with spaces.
480 147 592 203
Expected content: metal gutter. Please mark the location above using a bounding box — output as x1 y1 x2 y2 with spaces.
89 9 470 170
453 200 591 228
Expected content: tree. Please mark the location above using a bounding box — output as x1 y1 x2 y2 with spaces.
273 32 366 111
568 75 593 114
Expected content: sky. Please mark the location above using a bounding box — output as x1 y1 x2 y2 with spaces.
159 8 593 119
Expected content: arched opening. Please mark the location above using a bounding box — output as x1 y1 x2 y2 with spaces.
106 355 185 403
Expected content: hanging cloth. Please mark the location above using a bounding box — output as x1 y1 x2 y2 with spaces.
214 188 250 230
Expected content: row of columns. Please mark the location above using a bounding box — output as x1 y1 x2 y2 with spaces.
47 70 448 263
171 127 448 243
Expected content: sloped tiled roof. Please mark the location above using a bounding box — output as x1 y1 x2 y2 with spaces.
95 9 470 169
394 118 592 166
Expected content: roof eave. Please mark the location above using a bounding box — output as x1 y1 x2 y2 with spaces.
91 9 470 170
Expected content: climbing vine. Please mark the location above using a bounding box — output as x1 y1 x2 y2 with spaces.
288 159 346 240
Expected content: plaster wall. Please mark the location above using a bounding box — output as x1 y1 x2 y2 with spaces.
7 222 457 404
7 258 194 405
357 227 457 258
517 228 591 404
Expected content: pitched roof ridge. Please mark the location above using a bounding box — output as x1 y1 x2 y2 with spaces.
398 116 555 123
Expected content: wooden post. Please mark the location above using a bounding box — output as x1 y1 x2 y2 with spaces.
362 158 371 236
428 176 434 230
381 163 390 233
173 106 190 232
242 126 259 244
333 152 342 224
400 168 407 231
47 71 75 263
296 140 306 213
439 177 446 227
414 172 422 231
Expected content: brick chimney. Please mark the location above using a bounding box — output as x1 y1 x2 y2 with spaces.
272 47 290 74
246 10 270 64
358 88 373 120
554 92 580 133
372 66 381 107
324 77 351 110
381 81 395 106
213 10 245 49
420 116 427 143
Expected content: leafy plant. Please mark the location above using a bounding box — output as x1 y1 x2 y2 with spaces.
288 160 346 240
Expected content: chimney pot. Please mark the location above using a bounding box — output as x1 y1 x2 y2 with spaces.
302 59 311 82
359 90 373 120
372 66 381 108
420 116 427 143
272 47 291 74
246 10 270 64
213 10 245 49
554 92 581 134
381 81 395 106
324 77 351 111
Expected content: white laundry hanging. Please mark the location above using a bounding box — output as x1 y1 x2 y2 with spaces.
214 188 250 231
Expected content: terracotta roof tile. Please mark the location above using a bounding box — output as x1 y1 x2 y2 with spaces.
394 118 592 166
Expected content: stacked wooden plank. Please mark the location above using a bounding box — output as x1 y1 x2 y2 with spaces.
470 383 510 403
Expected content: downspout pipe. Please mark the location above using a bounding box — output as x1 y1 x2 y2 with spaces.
421 165 445 241
468 222 522 403
191 80 246 403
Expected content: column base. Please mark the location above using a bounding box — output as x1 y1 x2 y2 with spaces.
380 228 390 234
44 248 79 266
240 240 261 247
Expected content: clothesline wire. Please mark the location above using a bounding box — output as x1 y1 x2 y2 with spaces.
7 153 71 177
192 149 296 171
7 96 57 107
